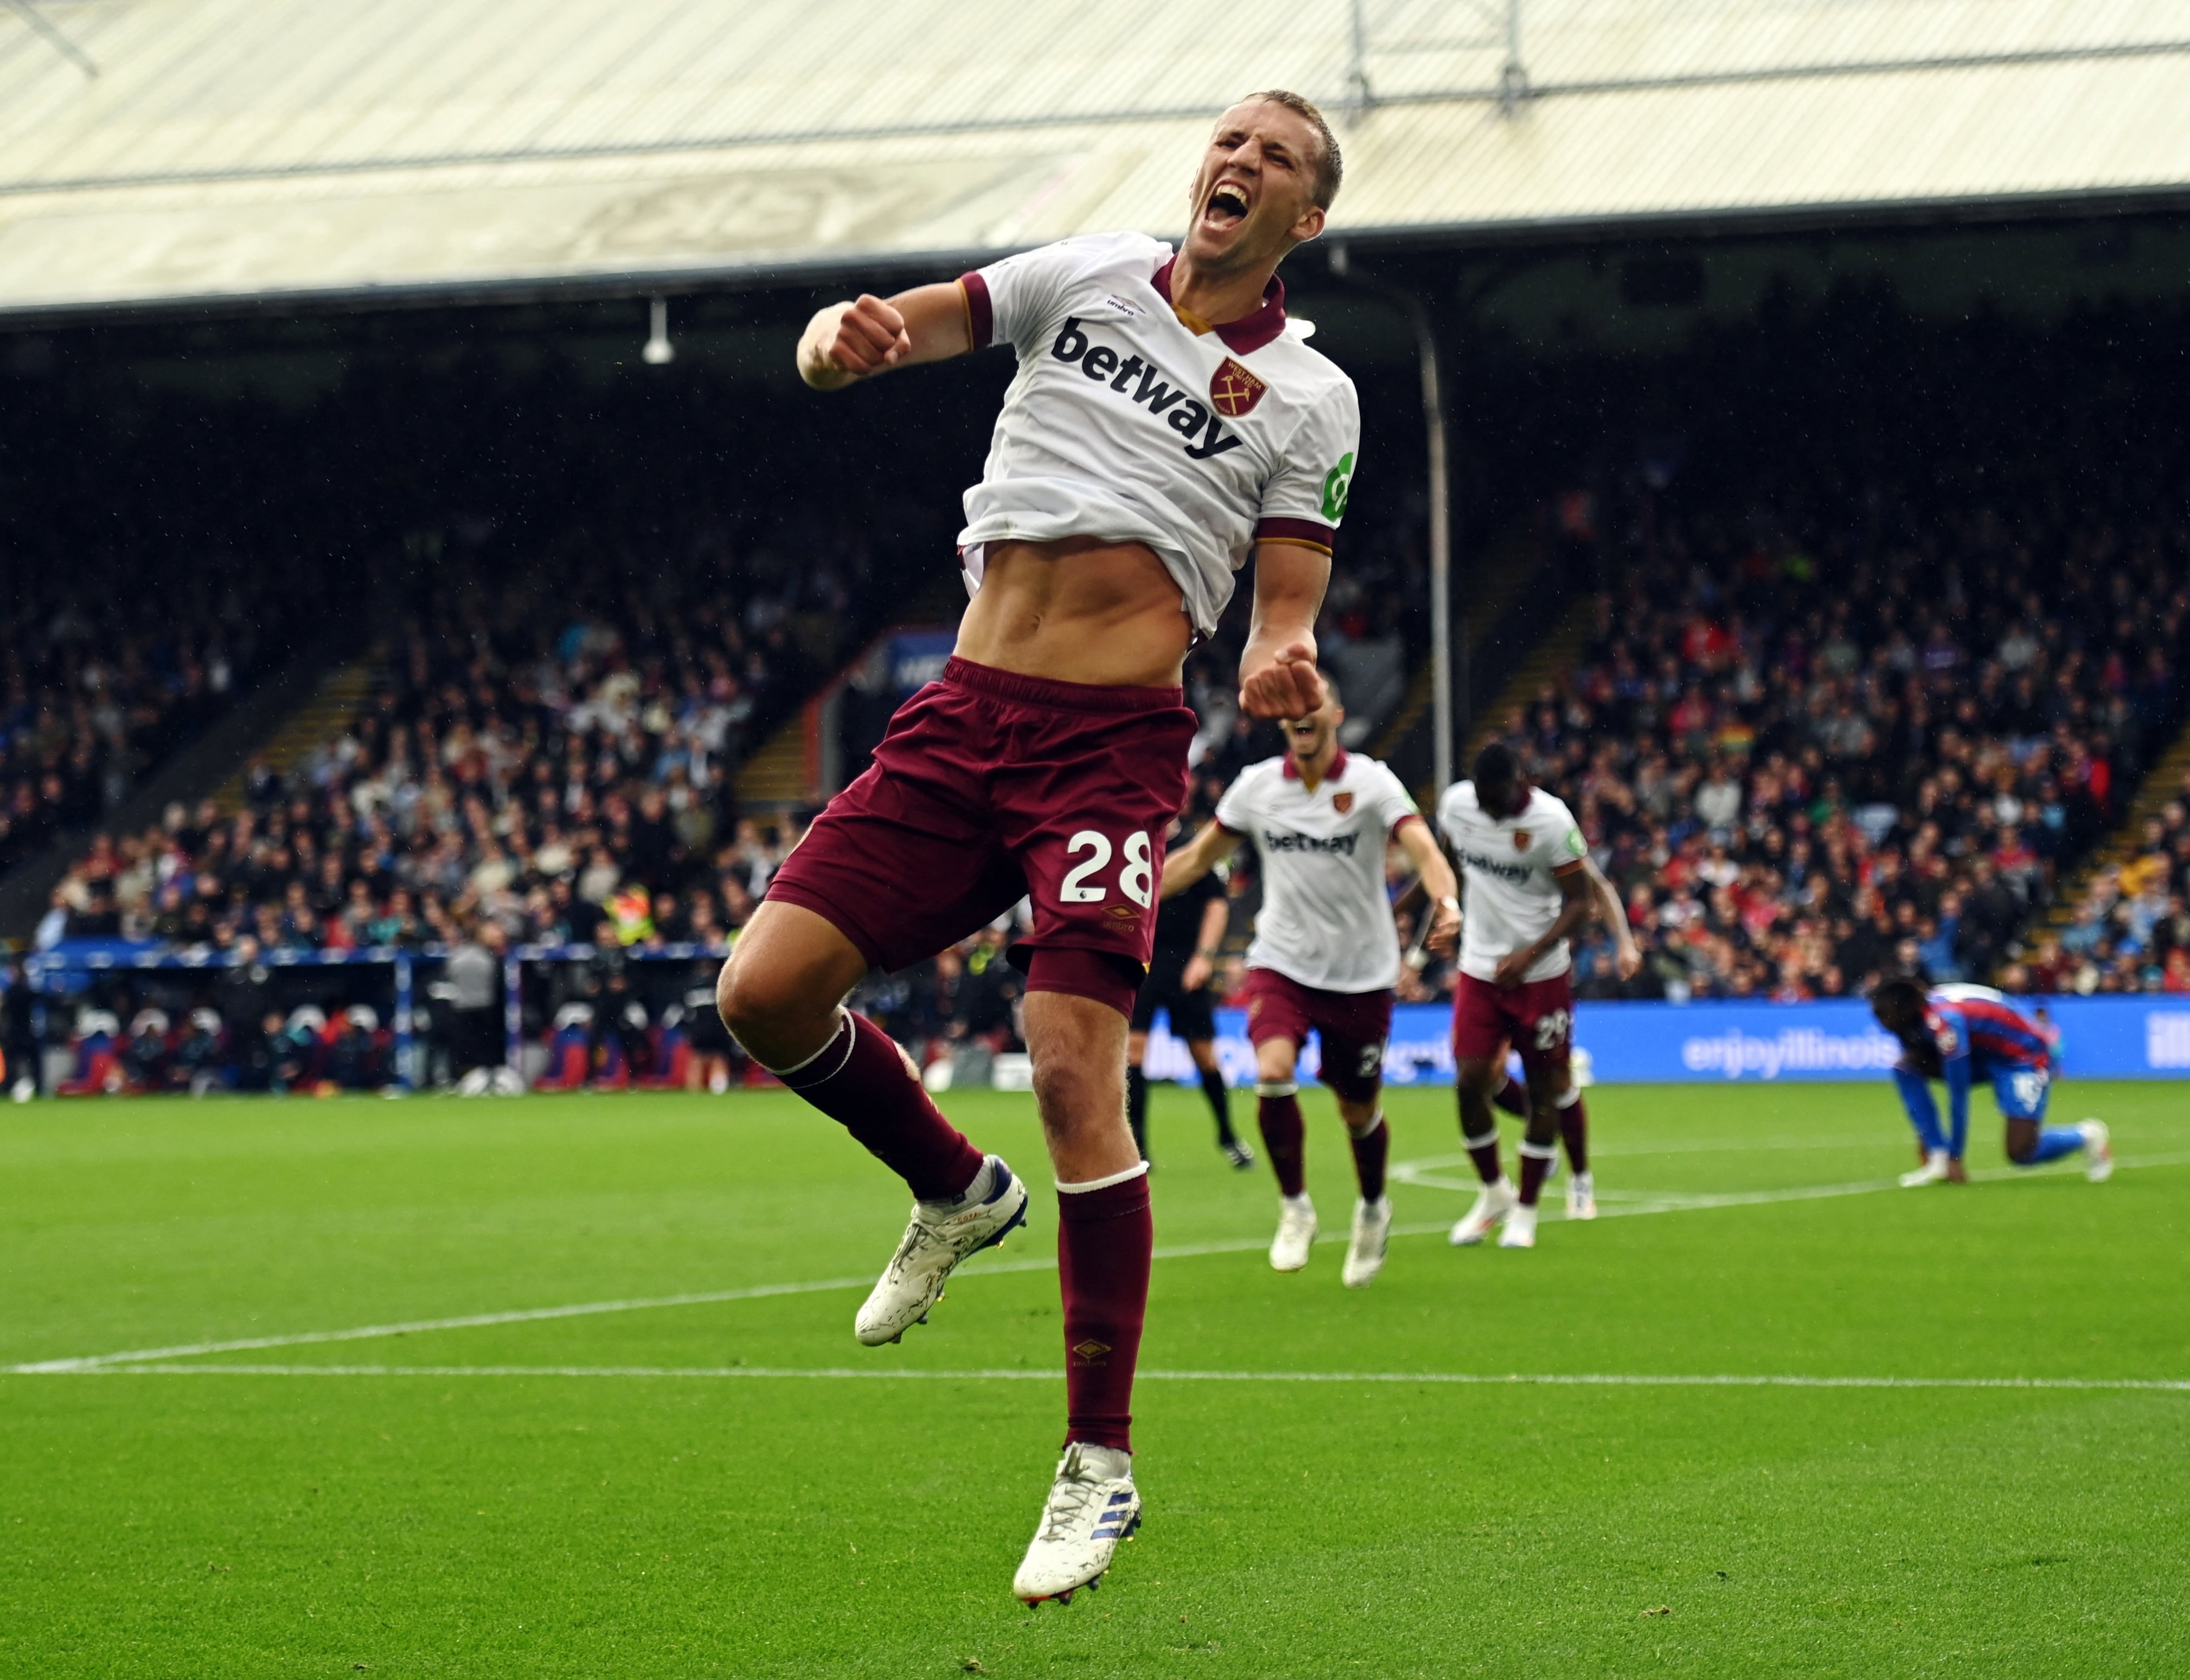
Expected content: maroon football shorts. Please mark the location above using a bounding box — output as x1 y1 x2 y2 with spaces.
1242 967 1395 1104
765 656 1196 1015
1451 970 1576 1072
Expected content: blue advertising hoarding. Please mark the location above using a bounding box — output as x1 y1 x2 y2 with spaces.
1139 997 2190 1087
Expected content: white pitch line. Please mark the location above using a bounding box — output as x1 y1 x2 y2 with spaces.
29 1363 2190 1393
12 1151 2185 1377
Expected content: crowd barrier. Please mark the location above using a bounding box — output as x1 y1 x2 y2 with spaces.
22 940 729 1091
1141 996 2190 1087
27 942 2190 1090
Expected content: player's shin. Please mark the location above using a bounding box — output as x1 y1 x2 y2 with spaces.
2020 1125 2087 1166
1199 1063 1235 1141
1056 1163 1153 1452
765 1007 983 1202
1555 1084 1587 1173
1257 1081 1307 1196
1517 1137 1558 1207
1346 1108 1389 1202
1458 1087 1504 1185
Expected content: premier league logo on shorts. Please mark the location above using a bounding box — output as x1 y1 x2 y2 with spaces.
1513 829 1531 851
1209 357 1268 418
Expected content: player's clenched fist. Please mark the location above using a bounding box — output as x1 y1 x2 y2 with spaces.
799 294 912 390
1239 640 1325 720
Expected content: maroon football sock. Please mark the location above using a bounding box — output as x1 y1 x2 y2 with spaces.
1257 1086 1307 1197
774 1010 983 1203
1518 1142 1556 1207
1463 1126 1504 1185
1058 1169 1152 1453
1491 1073 1529 1118
1347 1112 1389 1202
1557 1090 1589 1174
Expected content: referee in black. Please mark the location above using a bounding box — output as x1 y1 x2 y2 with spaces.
1128 794 1254 1169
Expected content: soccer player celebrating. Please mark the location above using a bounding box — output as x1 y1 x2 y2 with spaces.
1868 978 2111 1186
1128 791 1255 1170
1158 681 1459 1286
1437 742 1597 1249
715 92 1359 1604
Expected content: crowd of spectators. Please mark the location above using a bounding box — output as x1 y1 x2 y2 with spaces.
2040 768 2190 994
0 562 304 876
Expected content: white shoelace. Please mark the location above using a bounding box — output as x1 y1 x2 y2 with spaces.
1038 1461 1104 1542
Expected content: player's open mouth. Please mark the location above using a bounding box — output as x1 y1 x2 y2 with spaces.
1202 182 1250 230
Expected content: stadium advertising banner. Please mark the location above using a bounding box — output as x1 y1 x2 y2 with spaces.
1142 998 2190 1087
887 631 958 695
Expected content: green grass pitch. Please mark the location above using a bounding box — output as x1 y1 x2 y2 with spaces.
3 1078 2186 1677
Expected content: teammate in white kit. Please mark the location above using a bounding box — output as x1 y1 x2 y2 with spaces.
1160 682 1458 1286
1436 742 1606 1249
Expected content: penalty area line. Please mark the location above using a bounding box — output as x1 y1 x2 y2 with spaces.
24 1363 2190 1393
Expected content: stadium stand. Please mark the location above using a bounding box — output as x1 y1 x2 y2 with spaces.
1445 290 2190 1005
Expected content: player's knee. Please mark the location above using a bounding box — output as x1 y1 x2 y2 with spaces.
2006 1129 2040 1165
714 954 808 1047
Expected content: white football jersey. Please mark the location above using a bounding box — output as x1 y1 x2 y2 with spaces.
1214 752 1421 994
958 230 1361 636
1436 782 1588 984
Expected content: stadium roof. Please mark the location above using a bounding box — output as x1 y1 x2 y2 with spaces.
4 0 2190 316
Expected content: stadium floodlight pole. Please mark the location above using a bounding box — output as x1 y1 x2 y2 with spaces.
1328 243 1456 793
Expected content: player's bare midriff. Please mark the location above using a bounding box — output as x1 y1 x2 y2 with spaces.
954 536 1193 689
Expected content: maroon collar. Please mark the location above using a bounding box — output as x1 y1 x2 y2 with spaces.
1151 255 1288 356
1282 747 1347 782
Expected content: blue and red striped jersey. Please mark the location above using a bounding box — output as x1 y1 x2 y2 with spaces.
1917 984 2055 1078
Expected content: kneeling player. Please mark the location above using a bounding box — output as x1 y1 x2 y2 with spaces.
1438 743 1594 1250
1868 978 2111 1185
1160 681 1458 1286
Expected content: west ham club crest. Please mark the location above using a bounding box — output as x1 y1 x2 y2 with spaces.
1512 829 1532 851
1209 357 1268 418
1333 791 1354 815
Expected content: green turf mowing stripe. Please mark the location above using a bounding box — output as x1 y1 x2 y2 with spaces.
25 1362 2190 1391
11 1150 2179 1377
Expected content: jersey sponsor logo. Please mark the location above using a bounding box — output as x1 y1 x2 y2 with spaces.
1332 791 1354 815
1512 829 1531 851
1263 828 1358 856
1461 849 1533 883
1321 451 1355 520
1051 317 1245 462
1209 356 1269 417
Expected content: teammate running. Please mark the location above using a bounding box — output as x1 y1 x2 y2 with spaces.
716 92 1359 1605
1868 978 2111 1185
1128 792 1254 1170
1158 681 1459 1287
1437 742 1605 1250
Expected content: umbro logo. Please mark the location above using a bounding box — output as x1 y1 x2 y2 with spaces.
1072 1339 1112 1362
1053 319 1246 463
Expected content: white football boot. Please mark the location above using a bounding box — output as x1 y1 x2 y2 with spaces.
1499 1200 1540 1249
854 1156 1028 1346
1450 1176 1516 1246
1013 1444 1141 1605
1269 1194 1317 1272
1341 1196 1392 1288
1565 1170 1597 1221
2080 1120 2113 1183
1900 1149 1952 1189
